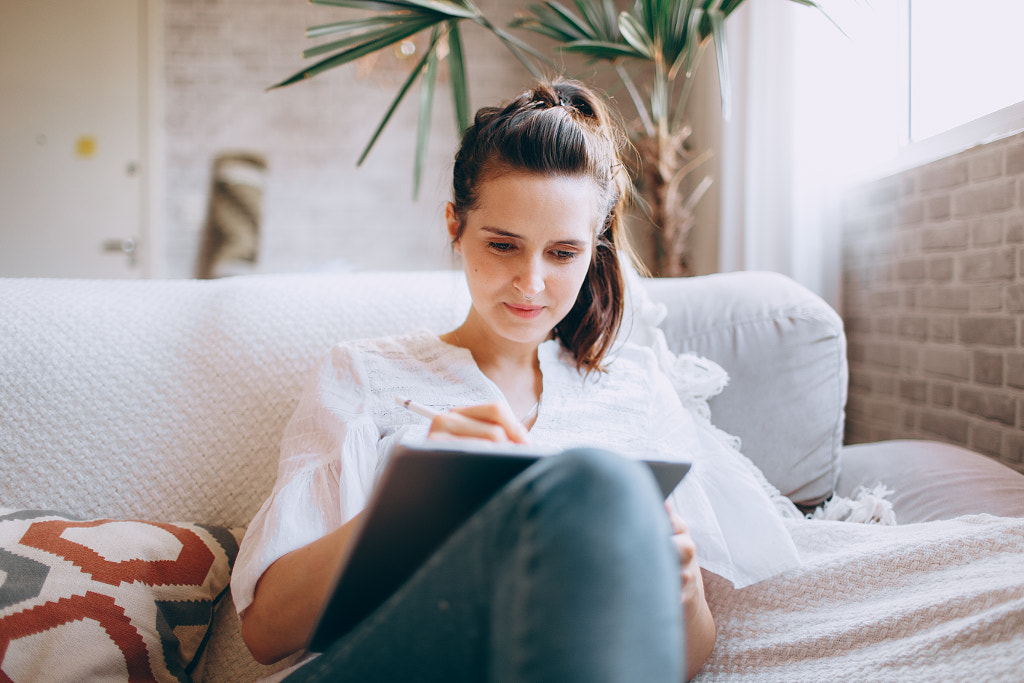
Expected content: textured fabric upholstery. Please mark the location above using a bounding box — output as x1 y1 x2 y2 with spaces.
0 272 470 527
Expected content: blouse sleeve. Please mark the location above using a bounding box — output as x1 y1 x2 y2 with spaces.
230 343 381 615
644 354 802 588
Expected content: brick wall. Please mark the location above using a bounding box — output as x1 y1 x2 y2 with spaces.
841 131 1024 473
162 0 532 277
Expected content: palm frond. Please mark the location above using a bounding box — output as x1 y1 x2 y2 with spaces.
303 16 418 59
307 16 405 41
481 19 551 79
618 11 655 60
708 7 731 121
311 0 409 10
356 26 442 167
557 39 642 61
509 19 574 43
667 6 702 81
312 0 477 20
542 1 595 40
572 0 618 41
511 3 588 42
671 39 707 130
413 26 443 198
272 14 439 89
513 0 623 54
446 20 471 135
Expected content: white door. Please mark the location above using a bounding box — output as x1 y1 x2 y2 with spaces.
0 0 146 278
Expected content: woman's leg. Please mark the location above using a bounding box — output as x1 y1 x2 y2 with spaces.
286 448 683 682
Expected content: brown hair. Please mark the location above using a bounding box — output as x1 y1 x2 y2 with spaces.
450 79 635 373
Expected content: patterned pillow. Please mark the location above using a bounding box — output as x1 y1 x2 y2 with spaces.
0 508 241 682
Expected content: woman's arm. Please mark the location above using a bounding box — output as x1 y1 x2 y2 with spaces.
667 505 716 680
239 513 362 665
241 400 524 664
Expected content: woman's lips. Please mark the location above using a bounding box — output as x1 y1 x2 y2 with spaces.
505 302 544 319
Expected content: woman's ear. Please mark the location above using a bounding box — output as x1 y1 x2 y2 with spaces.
445 203 462 254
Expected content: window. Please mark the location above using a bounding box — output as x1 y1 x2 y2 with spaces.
900 0 1024 162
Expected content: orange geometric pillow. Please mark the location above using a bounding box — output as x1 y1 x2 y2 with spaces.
0 509 241 682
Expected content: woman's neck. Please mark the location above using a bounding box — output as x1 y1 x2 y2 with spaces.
444 317 544 424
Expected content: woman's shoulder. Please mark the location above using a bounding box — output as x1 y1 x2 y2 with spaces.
331 330 452 360
605 340 661 376
544 338 659 374
327 331 472 383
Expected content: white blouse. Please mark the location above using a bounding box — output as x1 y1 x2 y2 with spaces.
231 331 801 618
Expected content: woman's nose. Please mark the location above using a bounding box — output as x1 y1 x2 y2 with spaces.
515 257 545 299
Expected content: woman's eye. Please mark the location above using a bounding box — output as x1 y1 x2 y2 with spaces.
488 242 515 253
552 250 577 261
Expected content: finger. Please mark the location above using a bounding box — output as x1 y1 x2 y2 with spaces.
664 502 688 535
450 403 530 444
428 412 512 443
672 535 696 565
680 566 701 605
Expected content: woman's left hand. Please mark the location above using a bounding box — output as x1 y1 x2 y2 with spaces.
666 502 717 679
666 503 702 613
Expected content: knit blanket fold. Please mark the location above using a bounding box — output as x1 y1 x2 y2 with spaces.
696 514 1024 682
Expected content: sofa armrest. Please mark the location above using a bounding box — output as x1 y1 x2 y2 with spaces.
642 271 847 505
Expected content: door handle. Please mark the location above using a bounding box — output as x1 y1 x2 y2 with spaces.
102 237 137 267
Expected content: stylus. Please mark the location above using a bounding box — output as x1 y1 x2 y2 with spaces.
395 396 442 420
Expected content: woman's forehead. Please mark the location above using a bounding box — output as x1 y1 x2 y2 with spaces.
469 173 602 238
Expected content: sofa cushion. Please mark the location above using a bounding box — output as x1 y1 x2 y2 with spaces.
0 509 241 682
644 272 847 505
836 440 1024 523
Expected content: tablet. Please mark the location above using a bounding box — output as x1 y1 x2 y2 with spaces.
307 443 691 653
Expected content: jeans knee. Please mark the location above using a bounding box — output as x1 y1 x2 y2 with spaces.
533 448 665 533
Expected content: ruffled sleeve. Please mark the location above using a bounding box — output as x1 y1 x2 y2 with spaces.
644 356 801 588
230 344 381 615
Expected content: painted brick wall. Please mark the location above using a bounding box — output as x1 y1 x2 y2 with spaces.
841 131 1024 474
162 0 532 277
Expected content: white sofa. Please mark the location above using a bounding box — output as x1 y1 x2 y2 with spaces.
2 270 1022 681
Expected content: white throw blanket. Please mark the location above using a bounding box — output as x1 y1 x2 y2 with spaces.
696 514 1024 682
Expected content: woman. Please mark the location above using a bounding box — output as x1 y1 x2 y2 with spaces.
232 79 798 681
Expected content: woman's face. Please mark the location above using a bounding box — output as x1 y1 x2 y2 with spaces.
449 171 601 348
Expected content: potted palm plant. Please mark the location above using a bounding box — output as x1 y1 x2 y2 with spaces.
272 0 823 276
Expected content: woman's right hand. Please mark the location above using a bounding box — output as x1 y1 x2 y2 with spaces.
427 402 530 444
241 513 363 664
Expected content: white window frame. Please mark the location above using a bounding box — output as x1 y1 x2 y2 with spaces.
893 0 1024 172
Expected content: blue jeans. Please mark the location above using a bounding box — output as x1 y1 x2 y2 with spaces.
286 448 684 682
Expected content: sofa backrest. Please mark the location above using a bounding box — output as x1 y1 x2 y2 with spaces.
0 272 470 526
0 270 845 525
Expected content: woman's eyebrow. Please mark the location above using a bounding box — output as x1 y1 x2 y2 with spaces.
481 226 520 239
480 227 586 248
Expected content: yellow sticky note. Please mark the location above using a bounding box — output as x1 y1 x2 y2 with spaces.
75 136 97 159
